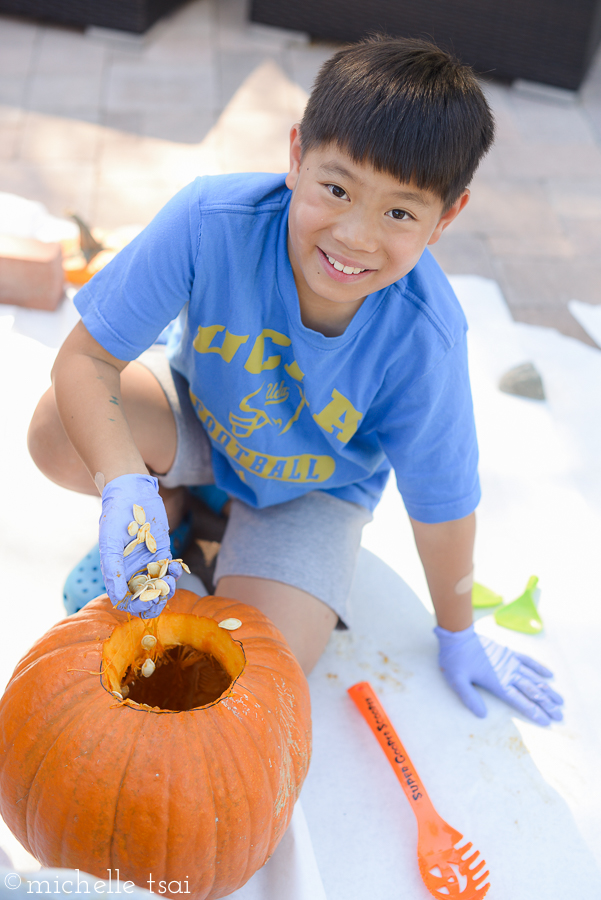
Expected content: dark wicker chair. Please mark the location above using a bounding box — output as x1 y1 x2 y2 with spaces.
0 0 186 33
250 0 601 90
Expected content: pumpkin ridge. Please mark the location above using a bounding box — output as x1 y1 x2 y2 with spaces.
0 669 100 789
26 690 119 864
208 701 271 888
204 709 255 893
214 689 278 850
188 713 220 899
106 707 151 874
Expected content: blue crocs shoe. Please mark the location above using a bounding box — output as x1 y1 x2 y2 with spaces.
63 544 105 615
63 515 193 615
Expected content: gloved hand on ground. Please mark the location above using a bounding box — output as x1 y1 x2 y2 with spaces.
434 623 564 726
99 473 182 618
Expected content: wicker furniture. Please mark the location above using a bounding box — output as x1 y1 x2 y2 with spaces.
0 0 185 33
250 0 601 90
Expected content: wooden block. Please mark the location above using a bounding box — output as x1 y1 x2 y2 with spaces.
0 234 65 311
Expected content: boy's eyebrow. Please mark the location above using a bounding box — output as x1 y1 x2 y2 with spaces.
318 162 432 207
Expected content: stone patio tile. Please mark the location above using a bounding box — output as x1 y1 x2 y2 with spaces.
105 60 217 112
20 112 101 162
487 235 575 258
504 93 597 145
495 257 601 309
494 141 601 179
34 25 107 75
27 73 104 117
0 159 96 218
510 305 599 347
480 81 524 144
0 105 24 159
140 109 216 144
560 217 601 255
546 179 601 219
429 233 497 279
451 178 566 238
212 110 293 172
0 78 28 107
216 48 281 111
91 183 182 229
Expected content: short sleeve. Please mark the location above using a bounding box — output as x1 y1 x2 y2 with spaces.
378 333 480 523
74 180 201 360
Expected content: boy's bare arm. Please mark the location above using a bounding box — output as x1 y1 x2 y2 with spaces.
51 320 148 485
409 513 475 631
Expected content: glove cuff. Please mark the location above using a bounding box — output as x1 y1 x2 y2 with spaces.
101 473 159 499
433 623 475 646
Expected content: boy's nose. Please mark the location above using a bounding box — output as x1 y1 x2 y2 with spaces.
331 214 379 255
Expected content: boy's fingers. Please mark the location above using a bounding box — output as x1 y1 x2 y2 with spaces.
500 684 552 726
514 677 564 720
514 653 553 679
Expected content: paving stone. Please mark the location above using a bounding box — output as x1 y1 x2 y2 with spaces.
487 234 575 259
429 233 497 279
546 179 601 219
494 141 601 179
452 178 566 238
20 112 101 162
0 105 24 159
27 73 104 116
509 305 600 347
105 60 217 112
0 160 96 219
495 257 601 308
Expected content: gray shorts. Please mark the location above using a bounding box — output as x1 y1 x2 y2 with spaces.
136 346 372 626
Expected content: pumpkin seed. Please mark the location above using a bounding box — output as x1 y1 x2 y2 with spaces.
137 522 150 543
218 618 242 631
146 562 162 578
154 578 170 597
141 658 155 677
158 560 168 579
145 532 157 554
128 574 149 592
121 684 129 698
133 504 146 526
139 588 161 602
127 521 139 537
141 634 157 650
123 538 140 558
111 690 124 700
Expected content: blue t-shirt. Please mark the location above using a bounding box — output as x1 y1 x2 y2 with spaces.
75 173 480 522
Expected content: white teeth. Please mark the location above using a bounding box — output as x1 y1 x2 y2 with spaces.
326 253 366 275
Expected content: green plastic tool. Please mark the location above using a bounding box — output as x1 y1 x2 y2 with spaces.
494 575 543 634
472 582 504 609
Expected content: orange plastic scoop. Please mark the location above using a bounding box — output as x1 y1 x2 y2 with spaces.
348 681 490 899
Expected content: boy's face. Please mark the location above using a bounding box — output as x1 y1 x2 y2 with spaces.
285 126 469 333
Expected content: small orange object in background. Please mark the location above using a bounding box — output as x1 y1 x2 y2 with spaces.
0 234 64 311
62 247 118 285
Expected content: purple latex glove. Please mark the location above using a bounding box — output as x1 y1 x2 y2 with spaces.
434 624 564 726
99 473 182 619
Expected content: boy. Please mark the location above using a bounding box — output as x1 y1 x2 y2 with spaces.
28 36 563 726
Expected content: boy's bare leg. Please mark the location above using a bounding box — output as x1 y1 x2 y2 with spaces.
27 361 186 527
216 575 337 675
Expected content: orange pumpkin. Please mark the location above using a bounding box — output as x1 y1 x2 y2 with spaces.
0 590 312 899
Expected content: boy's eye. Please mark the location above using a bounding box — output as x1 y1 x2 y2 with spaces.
386 208 412 221
326 184 349 200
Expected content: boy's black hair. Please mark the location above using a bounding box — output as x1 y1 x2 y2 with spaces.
300 36 495 209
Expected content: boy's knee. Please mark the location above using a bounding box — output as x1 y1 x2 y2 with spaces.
27 389 75 482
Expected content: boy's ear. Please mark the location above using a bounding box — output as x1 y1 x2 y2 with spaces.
285 124 302 191
427 190 470 246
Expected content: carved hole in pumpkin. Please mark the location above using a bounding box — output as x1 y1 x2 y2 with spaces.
101 614 246 711
122 645 233 711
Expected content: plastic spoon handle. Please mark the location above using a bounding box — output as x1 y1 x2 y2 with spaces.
348 681 437 818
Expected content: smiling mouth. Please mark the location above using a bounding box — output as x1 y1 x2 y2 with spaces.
321 249 371 275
